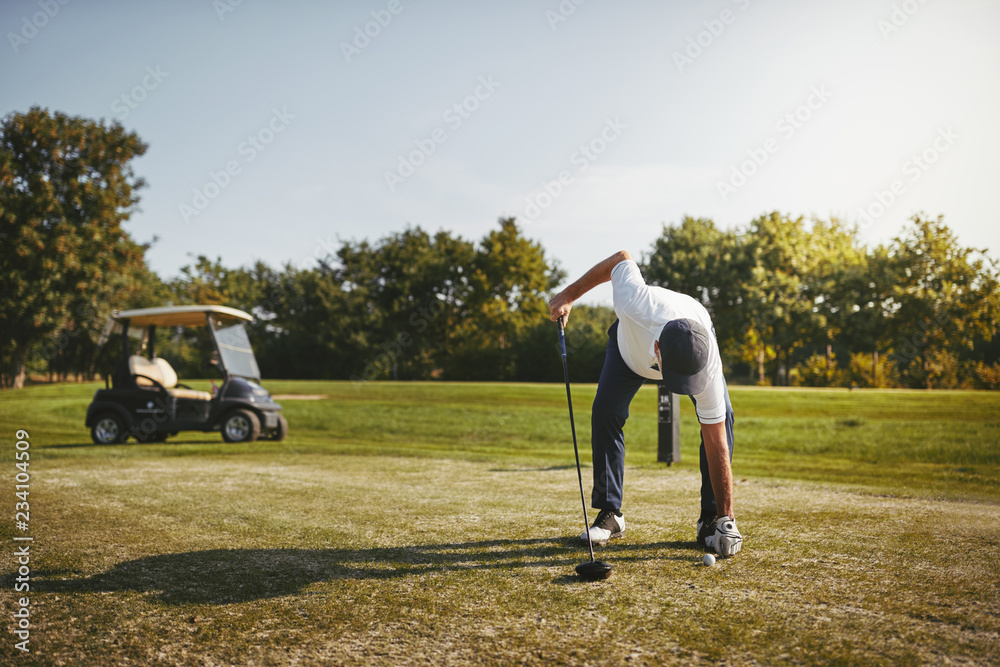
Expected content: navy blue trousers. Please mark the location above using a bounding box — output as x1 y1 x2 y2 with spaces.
591 320 735 514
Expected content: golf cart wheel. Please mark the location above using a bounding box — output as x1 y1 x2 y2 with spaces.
221 409 260 443
91 413 127 445
271 414 288 441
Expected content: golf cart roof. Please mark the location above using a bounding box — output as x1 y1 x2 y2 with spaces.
112 305 253 328
97 305 255 348
98 305 263 380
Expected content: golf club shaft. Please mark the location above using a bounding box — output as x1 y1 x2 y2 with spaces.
558 317 596 563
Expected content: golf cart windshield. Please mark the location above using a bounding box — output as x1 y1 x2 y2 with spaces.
214 323 261 380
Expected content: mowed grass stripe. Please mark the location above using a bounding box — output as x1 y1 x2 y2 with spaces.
1 382 998 500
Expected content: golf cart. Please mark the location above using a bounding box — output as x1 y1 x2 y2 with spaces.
85 305 286 445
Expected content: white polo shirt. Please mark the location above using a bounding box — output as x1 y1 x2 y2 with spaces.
611 259 726 424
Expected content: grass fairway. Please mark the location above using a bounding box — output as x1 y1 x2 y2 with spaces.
1 381 998 665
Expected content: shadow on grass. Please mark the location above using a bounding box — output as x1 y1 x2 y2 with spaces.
46 439 223 449
487 465 581 472
31 538 701 604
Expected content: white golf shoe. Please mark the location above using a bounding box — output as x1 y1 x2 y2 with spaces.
580 508 625 544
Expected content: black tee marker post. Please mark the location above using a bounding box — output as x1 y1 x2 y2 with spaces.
657 384 681 466
558 316 612 581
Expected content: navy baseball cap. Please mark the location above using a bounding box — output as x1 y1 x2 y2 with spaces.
657 318 711 395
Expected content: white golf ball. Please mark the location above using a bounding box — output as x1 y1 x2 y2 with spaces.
703 553 716 567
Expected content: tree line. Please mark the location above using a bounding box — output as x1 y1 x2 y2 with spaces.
2 107 999 389
645 213 999 389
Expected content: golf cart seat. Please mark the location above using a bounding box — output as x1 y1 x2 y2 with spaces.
128 356 212 401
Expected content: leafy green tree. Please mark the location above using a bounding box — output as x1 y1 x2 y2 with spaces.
971 361 1000 390
738 213 823 385
643 212 999 389
645 216 730 306
516 304 616 382
803 218 865 355
449 218 564 380
0 107 149 388
887 215 1000 388
643 216 750 378
791 352 845 387
332 226 476 381
244 263 359 380
169 255 232 306
35 267 161 383
156 256 326 380
834 245 898 387
845 351 899 389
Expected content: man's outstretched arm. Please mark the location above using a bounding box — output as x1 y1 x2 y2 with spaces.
701 421 734 519
548 250 632 323
702 419 743 556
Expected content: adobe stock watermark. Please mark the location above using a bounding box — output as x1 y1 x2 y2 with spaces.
383 75 501 192
877 0 931 40
521 116 628 222
341 0 406 63
305 233 341 267
7 0 71 54
111 66 168 121
34 302 97 364
545 0 588 31
716 85 832 202
855 125 958 230
350 298 448 389
214 0 244 21
560 316 608 357
272 231 357 274
178 107 295 223
672 0 751 73
889 311 948 368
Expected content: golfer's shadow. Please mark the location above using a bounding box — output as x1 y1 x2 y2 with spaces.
31 538 561 604
31 538 700 604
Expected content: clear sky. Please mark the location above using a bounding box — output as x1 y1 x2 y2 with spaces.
3 0 998 306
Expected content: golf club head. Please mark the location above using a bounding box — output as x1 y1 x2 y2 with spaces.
576 560 613 581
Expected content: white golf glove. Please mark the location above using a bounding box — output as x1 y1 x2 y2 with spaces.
705 515 743 557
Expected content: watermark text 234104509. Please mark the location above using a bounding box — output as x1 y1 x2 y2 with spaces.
13 429 33 653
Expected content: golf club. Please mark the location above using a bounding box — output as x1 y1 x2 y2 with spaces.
558 316 613 582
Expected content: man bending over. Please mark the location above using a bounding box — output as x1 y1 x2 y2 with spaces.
549 251 743 557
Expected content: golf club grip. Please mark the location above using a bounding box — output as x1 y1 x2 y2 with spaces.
558 316 567 358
